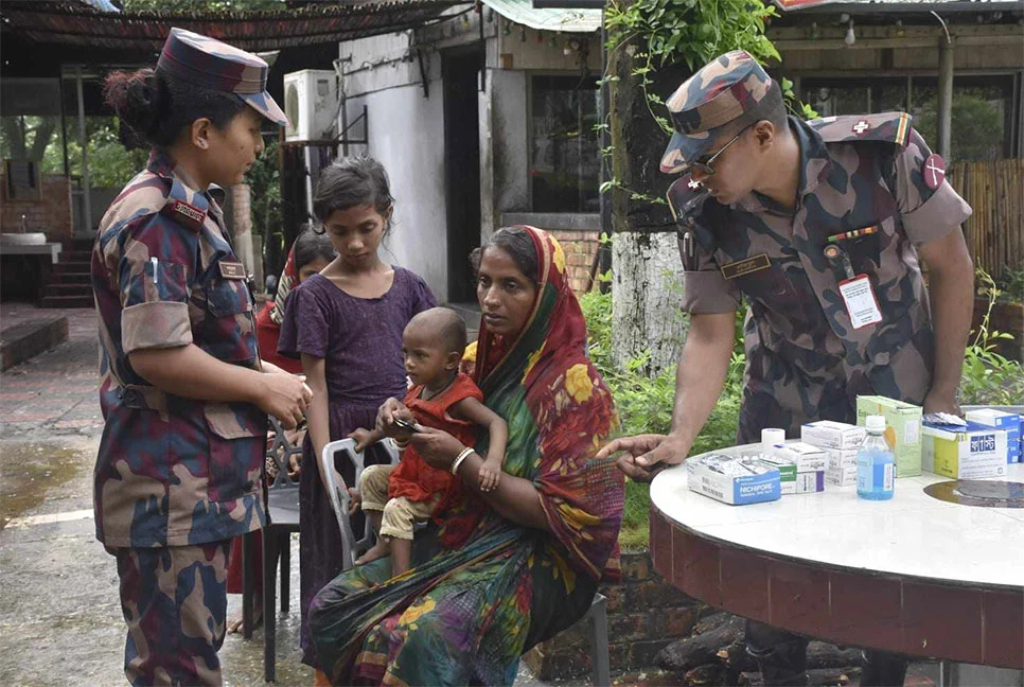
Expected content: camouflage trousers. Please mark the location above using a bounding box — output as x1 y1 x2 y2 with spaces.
107 540 231 686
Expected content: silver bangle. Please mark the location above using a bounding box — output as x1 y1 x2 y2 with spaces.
450 447 474 475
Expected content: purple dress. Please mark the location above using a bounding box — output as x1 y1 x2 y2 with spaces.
277 267 436 666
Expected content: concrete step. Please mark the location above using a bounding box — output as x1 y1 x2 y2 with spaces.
44 283 92 297
63 250 92 263
53 272 91 285
0 316 69 371
40 294 93 309
51 262 91 275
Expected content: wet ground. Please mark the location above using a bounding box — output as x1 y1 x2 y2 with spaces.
0 305 569 687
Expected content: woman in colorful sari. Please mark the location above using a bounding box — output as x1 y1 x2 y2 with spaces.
308 225 624 686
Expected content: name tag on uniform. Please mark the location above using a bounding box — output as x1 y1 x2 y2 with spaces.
720 253 770 280
839 275 883 329
219 262 247 280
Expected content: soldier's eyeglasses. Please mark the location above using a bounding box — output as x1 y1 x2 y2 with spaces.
690 125 751 176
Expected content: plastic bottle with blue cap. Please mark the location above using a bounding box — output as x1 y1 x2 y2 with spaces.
857 415 895 500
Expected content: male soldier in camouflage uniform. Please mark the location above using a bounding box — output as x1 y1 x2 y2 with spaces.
599 51 975 685
92 28 311 686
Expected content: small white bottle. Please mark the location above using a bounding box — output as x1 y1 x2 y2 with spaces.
761 428 786 458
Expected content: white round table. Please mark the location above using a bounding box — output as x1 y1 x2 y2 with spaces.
649 443 1024 669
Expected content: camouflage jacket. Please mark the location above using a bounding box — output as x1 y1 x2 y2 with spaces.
91 149 267 548
668 113 972 400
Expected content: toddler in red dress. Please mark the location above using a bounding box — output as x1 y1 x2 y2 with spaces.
349 307 507 577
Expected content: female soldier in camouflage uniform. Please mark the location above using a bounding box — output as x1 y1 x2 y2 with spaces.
92 28 312 686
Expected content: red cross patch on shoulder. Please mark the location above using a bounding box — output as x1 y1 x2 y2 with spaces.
852 120 871 135
923 154 946 190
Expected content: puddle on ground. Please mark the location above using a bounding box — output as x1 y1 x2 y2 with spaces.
0 438 94 528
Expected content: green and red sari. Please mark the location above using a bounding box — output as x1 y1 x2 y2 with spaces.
308 227 624 686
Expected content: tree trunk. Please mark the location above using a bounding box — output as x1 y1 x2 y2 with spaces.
611 231 687 373
607 23 693 376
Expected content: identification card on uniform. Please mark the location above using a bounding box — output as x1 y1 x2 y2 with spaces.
838 274 883 329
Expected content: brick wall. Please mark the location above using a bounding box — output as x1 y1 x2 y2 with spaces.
548 229 601 296
0 174 73 242
523 550 701 680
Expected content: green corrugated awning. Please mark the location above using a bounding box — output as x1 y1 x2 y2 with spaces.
482 0 601 33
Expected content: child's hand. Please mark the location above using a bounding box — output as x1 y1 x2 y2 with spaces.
347 487 361 516
478 460 501 492
348 428 376 452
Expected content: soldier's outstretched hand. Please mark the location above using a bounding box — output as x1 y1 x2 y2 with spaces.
596 433 691 482
258 372 312 430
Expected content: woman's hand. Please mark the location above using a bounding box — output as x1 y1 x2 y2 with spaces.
374 398 415 438
408 426 464 472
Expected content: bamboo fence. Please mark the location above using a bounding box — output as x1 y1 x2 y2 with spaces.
947 159 1024 276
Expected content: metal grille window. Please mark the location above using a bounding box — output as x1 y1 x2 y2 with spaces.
530 74 601 213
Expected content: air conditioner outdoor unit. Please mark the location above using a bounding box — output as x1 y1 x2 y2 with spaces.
284 70 338 142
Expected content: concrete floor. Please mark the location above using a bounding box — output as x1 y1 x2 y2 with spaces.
0 304 564 687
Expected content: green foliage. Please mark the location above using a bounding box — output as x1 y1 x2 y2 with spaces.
245 137 282 244
579 289 745 548
915 90 1006 163
599 0 816 205
992 266 1024 304
959 269 1024 406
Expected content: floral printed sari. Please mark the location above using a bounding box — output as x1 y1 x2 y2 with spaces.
309 226 623 686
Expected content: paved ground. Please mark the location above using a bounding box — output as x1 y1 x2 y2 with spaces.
0 303 568 687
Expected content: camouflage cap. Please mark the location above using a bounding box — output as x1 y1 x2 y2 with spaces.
660 50 781 175
157 27 288 127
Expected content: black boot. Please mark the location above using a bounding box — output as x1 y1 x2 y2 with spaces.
860 650 908 687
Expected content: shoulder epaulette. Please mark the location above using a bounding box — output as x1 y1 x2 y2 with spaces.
159 179 210 232
807 112 912 148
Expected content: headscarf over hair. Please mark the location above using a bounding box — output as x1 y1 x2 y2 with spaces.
269 245 299 326
466 226 623 580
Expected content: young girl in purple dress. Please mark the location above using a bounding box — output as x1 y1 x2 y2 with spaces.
278 157 436 680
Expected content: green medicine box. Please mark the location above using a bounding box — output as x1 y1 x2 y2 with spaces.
856 395 922 477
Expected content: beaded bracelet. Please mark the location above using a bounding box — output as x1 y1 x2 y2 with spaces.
450 447 474 476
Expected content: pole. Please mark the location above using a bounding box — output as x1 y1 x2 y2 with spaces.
76 65 92 235
937 37 954 159
598 8 612 293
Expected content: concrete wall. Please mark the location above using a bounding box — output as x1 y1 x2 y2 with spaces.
341 36 450 302
336 18 602 301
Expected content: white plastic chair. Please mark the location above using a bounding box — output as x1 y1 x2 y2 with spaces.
320 437 401 570
319 437 611 685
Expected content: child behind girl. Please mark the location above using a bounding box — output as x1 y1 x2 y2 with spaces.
350 307 508 578
225 225 335 634
277 157 436 677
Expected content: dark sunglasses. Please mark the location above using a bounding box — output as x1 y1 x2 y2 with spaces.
689 124 752 176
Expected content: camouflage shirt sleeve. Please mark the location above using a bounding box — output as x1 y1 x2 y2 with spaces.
114 213 195 354
679 237 740 314
894 129 972 245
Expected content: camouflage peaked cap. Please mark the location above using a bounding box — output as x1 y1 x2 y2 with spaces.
660 50 781 175
157 27 288 127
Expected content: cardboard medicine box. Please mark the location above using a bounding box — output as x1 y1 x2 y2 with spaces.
758 455 825 495
922 421 1009 479
687 454 781 505
965 409 1021 464
772 442 827 472
801 420 866 450
826 465 858 487
826 448 859 470
856 396 922 477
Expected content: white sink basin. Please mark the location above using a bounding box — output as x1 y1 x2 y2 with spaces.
0 233 47 246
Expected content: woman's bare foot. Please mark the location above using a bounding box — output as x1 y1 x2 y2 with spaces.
226 601 263 634
354 540 390 565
